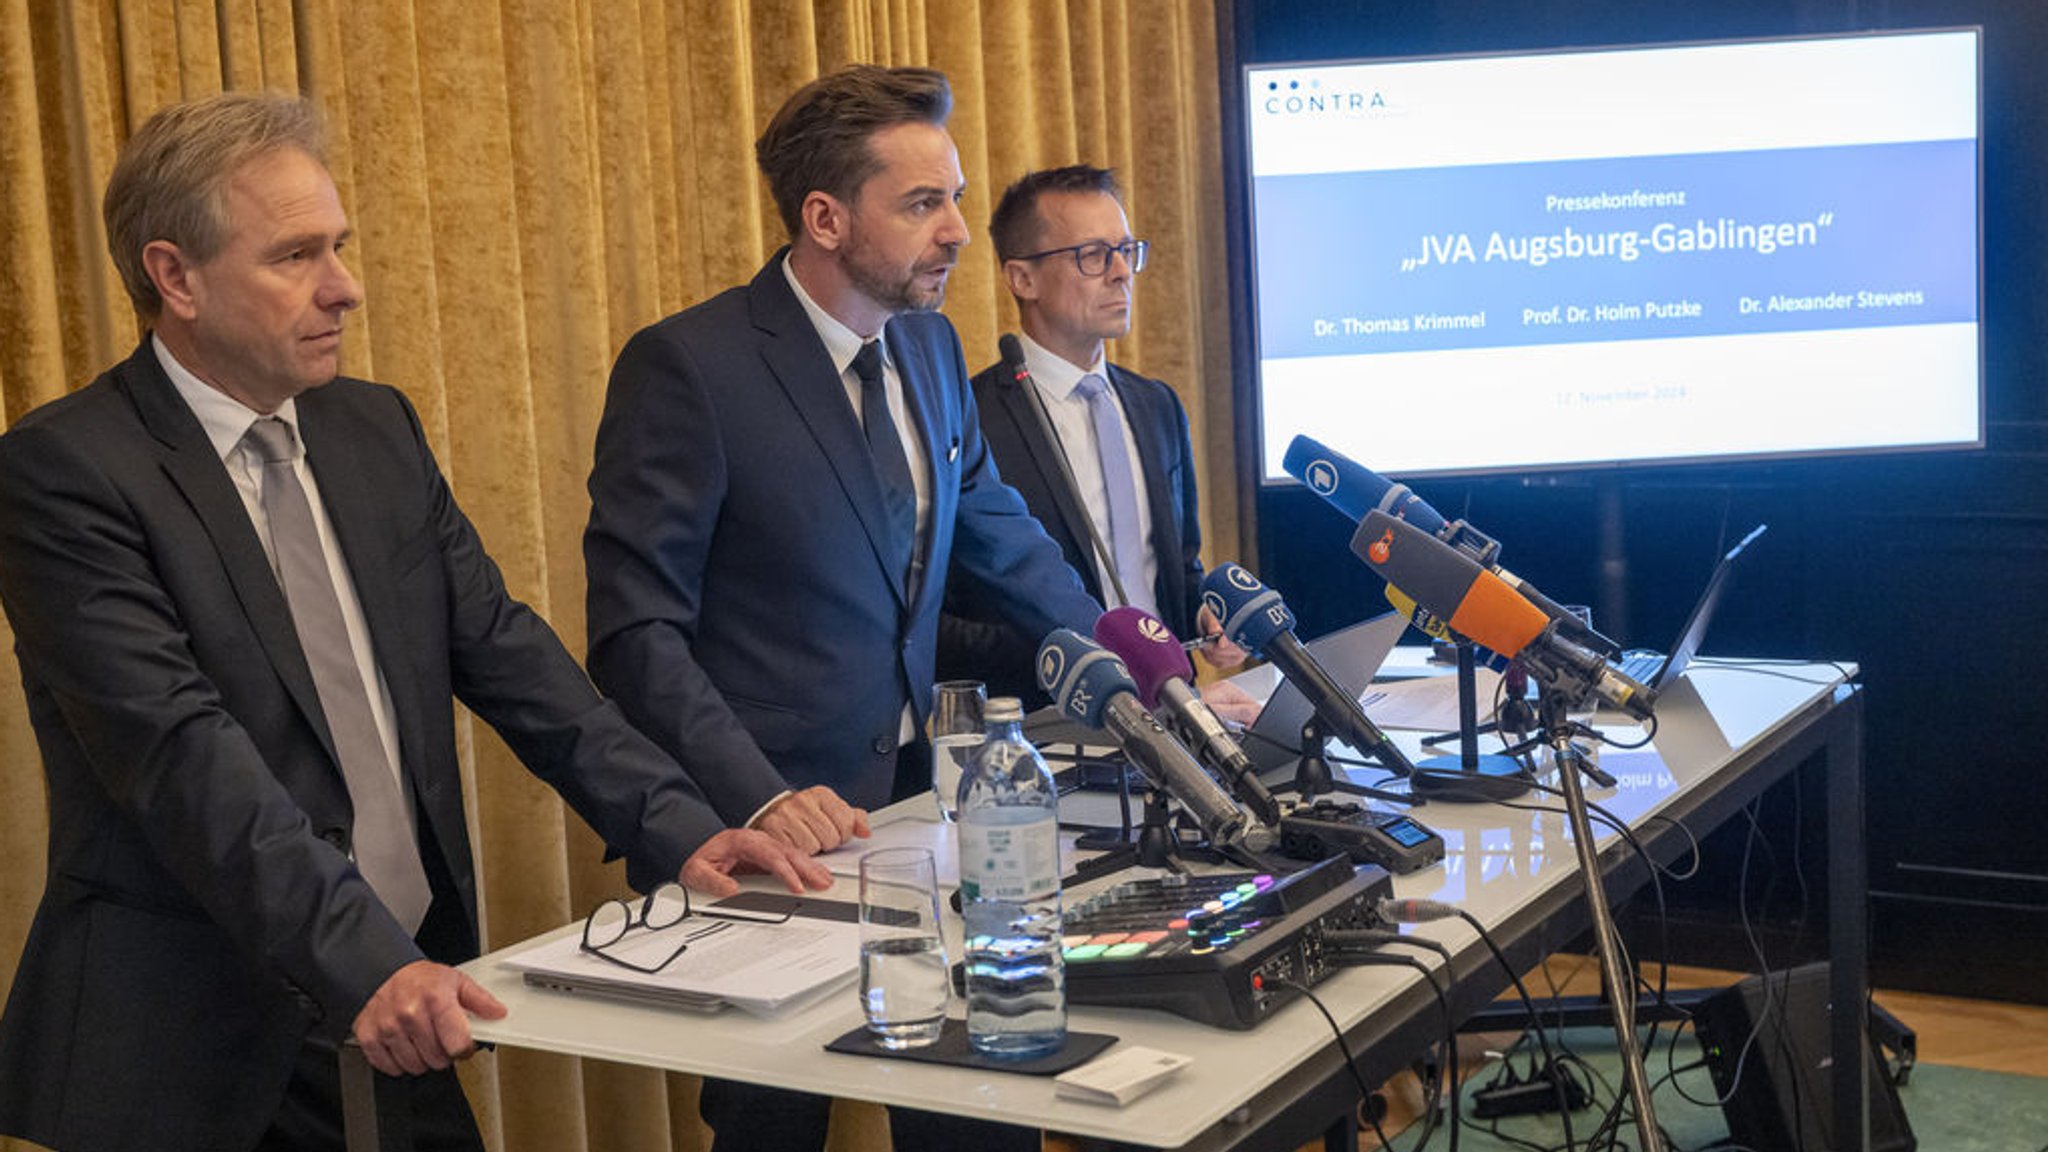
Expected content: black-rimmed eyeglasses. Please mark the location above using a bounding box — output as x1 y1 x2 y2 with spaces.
1013 238 1148 277
579 882 786 974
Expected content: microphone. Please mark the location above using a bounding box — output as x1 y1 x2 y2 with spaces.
1036 629 1252 849
998 332 1033 389
1092 607 1282 826
1199 565 1416 777
1283 435 1450 537
1284 435 1603 650
1353 510 1656 720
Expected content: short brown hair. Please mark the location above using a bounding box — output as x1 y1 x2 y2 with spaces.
988 165 1124 261
103 92 328 317
754 65 953 239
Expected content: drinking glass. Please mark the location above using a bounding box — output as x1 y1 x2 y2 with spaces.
928 680 986 823
858 847 949 1049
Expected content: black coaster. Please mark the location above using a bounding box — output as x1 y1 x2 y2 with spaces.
825 1019 1116 1075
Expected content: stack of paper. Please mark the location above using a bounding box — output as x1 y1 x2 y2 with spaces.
502 910 859 1017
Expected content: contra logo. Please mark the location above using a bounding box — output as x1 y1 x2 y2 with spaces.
1303 459 1340 496
1261 78 1387 117
1137 616 1173 644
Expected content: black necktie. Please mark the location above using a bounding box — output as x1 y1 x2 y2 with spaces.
851 341 917 587
245 417 431 934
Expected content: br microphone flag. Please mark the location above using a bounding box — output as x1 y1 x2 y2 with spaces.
1036 628 1254 848
1036 628 1129 729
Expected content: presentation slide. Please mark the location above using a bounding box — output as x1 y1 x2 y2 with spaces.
1245 29 1982 480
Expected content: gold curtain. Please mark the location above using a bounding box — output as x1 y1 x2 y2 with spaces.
0 2 1235 1149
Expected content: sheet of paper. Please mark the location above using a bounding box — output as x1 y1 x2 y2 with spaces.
816 815 958 884
1363 669 1505 731
817 813 1084 889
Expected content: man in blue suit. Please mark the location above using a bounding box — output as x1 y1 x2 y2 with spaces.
585 65 1096 1150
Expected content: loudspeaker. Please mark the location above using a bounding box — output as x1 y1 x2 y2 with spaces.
1693 963 1915 1152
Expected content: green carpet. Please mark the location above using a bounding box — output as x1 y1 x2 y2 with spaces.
1399 1028 2048 1151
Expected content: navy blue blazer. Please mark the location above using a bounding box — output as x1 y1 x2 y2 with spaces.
0 342 724 1152
585 254 1100 819
938 359 1208 700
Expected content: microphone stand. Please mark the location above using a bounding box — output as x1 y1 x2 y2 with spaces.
1412 639 1532 802
1276 716 1414 806
1049 743 1140 854
1538 687 1665 1152
1059 756 1209 886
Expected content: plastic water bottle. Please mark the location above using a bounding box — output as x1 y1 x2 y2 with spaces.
956 696 1065 1059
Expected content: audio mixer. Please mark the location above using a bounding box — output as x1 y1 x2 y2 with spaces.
1061 856 1393 1029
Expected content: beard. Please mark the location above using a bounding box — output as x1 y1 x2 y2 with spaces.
841 229 956 316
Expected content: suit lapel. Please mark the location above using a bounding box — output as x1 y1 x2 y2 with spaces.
749 258 911 611
118 345 339 765
295 392 432 792
1111 367 1176 613
994 381 1097 587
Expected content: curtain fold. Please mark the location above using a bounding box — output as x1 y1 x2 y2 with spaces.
0 3 1229 1149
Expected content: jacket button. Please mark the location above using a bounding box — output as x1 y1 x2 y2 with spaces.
872 735 892 755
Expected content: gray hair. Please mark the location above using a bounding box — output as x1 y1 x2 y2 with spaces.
103 92 328 317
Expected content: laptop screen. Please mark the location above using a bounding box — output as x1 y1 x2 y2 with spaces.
1644 523 1768 691
1234 610 1410 771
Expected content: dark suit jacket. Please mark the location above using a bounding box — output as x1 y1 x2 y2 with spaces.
0 342 724 1152
937 359 1207 699
584 253 1100 819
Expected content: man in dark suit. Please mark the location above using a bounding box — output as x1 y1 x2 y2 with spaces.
585 66 1096 1151
0 93 825 1152
939 166 1251 706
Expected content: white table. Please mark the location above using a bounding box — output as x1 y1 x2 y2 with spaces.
344 656 1874 1151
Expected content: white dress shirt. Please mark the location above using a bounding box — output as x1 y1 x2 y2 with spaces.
153 334 407 791
1015 332 1159 616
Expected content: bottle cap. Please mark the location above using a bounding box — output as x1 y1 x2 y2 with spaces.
985 696 1024 723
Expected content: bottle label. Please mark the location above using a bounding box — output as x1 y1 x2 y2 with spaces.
957 819 1059 902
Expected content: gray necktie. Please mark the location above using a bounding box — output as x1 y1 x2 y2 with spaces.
245 417 431 934
1074 373 1156 617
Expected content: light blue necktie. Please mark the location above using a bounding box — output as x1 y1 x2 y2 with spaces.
1074 373 1156 617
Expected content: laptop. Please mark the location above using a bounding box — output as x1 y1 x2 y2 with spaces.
1618 523 1767 692
1025 609 1409 780
1235 609 1411 772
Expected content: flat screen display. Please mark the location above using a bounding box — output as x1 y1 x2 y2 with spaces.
1244 28 1983 480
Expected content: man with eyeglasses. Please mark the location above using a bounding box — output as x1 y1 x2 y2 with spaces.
939 166 1250 704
